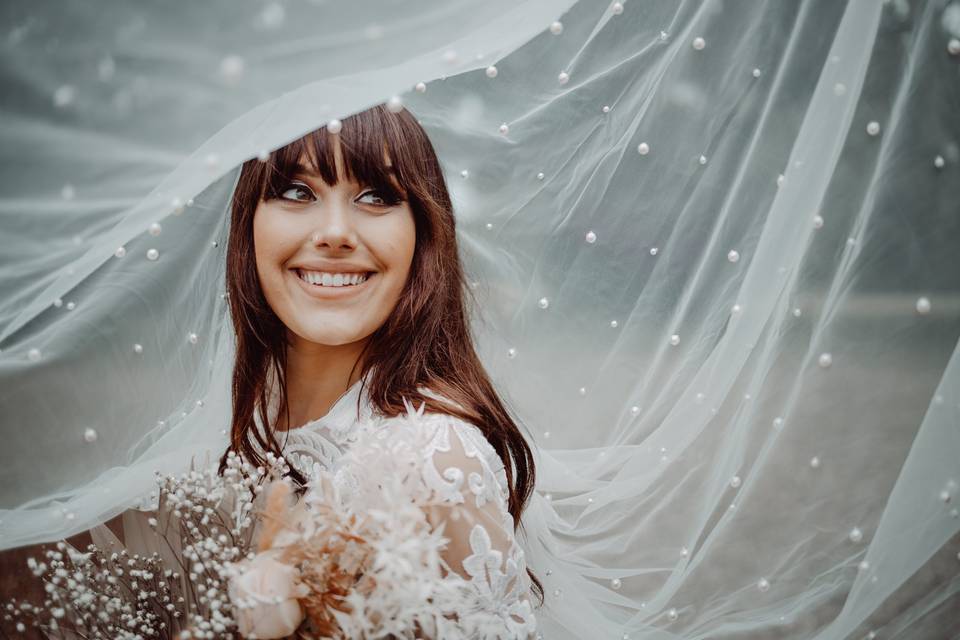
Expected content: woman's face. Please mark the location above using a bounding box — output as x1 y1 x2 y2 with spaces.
253 139 416 349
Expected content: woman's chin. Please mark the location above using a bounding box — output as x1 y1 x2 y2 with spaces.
292 325 371 348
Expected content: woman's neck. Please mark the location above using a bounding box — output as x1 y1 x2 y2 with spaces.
277 333 368 432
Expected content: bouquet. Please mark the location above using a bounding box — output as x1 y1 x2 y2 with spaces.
4 403 499 639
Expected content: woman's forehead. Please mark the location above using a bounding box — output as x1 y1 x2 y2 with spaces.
296 141 394 181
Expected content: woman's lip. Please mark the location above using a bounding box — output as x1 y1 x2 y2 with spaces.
290 269 375 298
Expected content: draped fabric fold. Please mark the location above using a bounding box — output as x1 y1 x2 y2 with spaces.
2 0 959 637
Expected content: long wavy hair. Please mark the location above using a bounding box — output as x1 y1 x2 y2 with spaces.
218 104 543 604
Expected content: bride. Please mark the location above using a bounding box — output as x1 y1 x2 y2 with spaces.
219 102 542 636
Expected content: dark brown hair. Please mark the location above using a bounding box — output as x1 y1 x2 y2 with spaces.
218 103 543 605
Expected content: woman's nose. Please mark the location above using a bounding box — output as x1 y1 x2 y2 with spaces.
309 201 356 250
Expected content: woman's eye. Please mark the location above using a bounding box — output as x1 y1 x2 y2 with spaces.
279 182 315 203
356 190 396 207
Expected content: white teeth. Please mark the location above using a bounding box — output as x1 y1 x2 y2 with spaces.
297 269 369 287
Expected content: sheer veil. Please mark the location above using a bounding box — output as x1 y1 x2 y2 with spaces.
2 0 959 637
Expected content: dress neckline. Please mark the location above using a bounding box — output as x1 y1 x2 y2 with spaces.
288 375 367 432
260 365 376 437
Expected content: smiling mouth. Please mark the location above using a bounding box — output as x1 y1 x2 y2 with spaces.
293 268 376 288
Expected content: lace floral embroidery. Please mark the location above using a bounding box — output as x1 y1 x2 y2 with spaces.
275 399 537 639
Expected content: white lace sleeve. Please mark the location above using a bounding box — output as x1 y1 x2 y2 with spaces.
417 415 538 640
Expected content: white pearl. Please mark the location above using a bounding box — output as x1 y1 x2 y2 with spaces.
66 302 75 311
257 149 270 162
460 169 469 179
727 250 740 263
948 38 960 56
149 222 162 236
61 184 75 200
695 392 705 403
858 560 870 571
866 121 880 136
52 298 63 308
777 174 785 187
188 333 199 345
543 431 551 439
810 456 820 468
793 307 802 317
602 105 610 113
537 172 545 181
915 297 931 314
443 50 458 63
849 527 863 543
219 55 245 81
637 142 650 155
680 546 688 557
585 230 597 243
692 37 705 50
833 82 847 96
818 352 832 368
97 56 116 81
558 71 569 84
172 197 185 215
499 123 509 135
133 344 143 354
773 417 784 430
611 2 623 15
27 348 41 361
114 247 126 258
415 82 427 93
211 240 218 248
610 319 618 328
939 489 950 503
485 65 498 78
507 348 517 359
732 304 742 314
650 247 659 255
485 222 493 230
934 155 945 169
326 119 343 134
550 21 563 35
669 334 680 346
668 608 678 621
730 475 741 488
757 578 770 592
660 31 669 41
553 589 562 598
813 215 824 229
699 154 708 165
538 297 550 309
630 406 641 416
146 248 159 261
83 428 98 443
205 153 219 169
579 387 587 396
53 84 75 108
611 578 622 590
386 96 403 113
752 68 762 78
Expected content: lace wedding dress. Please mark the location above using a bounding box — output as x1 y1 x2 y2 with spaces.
257 376 539 640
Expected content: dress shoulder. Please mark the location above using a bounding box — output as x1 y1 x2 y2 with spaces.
375 397 537 639
406 409 512 500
